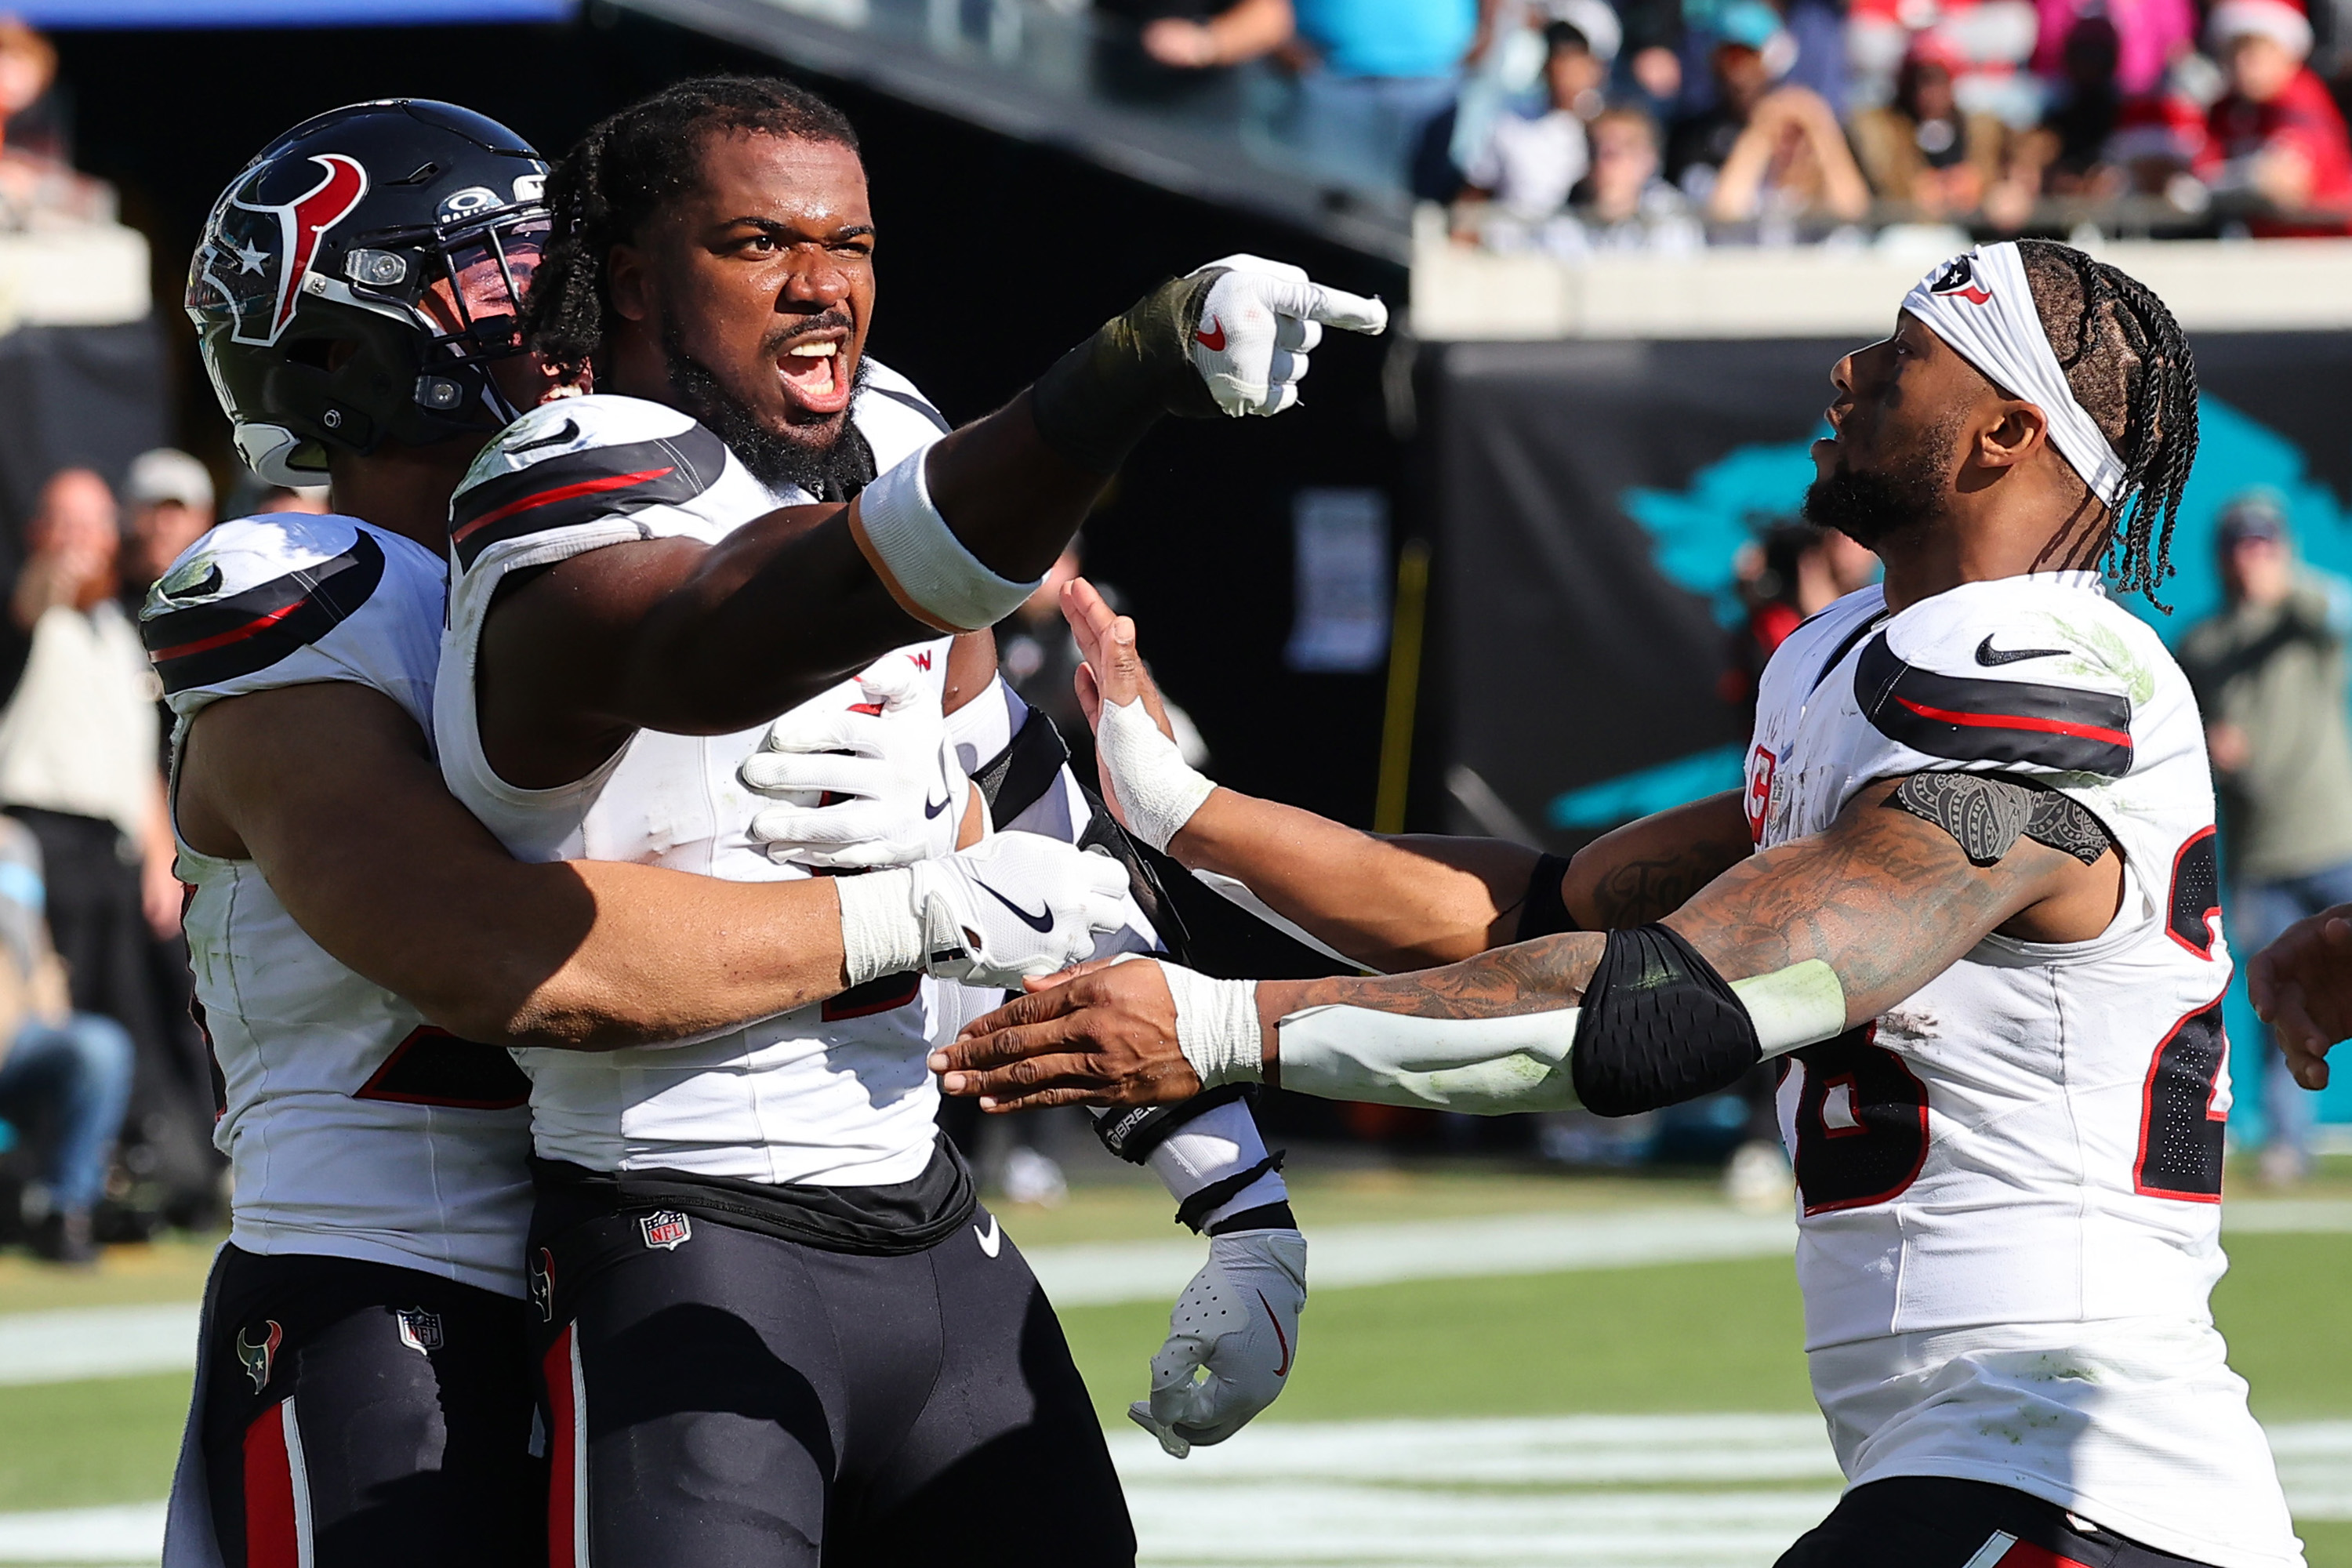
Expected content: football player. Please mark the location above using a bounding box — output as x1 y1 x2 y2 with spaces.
160 100 1127 1568
938 241 2308 1568
441 76 1383 1566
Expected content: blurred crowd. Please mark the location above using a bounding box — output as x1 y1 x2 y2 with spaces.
0 454 325 1264
1099 0 2352 245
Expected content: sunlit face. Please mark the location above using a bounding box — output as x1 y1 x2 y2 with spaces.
1804 312 1984 544
2228 33 2300 103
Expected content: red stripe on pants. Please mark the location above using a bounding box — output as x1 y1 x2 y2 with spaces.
543 1326 582 1568
241 1400 300 1568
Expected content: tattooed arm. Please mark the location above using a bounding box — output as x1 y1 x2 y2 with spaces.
932 775 2122 1109
1559 791 1754 929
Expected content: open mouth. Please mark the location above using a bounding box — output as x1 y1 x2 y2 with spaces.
777 334 853 417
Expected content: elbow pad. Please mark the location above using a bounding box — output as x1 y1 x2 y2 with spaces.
1570 925 1760 1117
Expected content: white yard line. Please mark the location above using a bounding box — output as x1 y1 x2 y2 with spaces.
21 1415 2352 1567
0 1302 198 1388
0 1500 162 1563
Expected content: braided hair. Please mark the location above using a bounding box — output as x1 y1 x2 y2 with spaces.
524 76 859 381
2014 238 2199 607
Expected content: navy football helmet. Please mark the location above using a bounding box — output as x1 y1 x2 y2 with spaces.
187 100 549 484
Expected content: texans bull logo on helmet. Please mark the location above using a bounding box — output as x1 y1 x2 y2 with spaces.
189 153 370 349
1927 254 1994 307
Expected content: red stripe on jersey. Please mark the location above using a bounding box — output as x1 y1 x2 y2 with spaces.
145 593 310 662
1891 694 2132 749
1997 1541 2096 1568
451 466 677 543
242 1399 306 1568
544 1325 585 1568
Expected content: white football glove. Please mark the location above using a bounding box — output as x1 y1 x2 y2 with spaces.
741 657 964 870
1128 1227 1307 1457
1184 255 1388 418
840 832 1131 990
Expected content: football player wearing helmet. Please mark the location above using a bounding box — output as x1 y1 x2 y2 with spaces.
160 100 1127 1568
437 75 1381 1568
941 242 2307 1568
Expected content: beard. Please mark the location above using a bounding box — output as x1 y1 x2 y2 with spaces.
1801 422 1957 548
661 321 873 499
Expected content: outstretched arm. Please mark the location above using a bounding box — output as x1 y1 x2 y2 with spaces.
1063 577 1753 968
934 772 2121 1109
481 263 1385 788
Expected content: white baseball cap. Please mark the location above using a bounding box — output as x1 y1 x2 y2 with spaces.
124 448 214 513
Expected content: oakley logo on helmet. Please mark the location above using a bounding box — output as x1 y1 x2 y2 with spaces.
1928 255 1993 307
194 152 370 348
437 185 503 221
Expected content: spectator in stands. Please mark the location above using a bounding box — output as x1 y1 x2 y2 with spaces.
2030 0 2194 96
1568 104 1706 245
1667 0 1789 182
2022 11 2129 196
1286 0 1488 186
1455 18 1610 227
1849 0 2041 125
118 449 213 601
2198 0 2352 222
2180 492 2352 1187
1851 36 2031 217
0 815 132 1264
1676 42 1872 221
0 470 180 1184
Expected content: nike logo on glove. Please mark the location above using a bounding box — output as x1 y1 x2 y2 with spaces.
975 881 1057 932
924 794 951 819
974 1214 1001 1258
508 418 581 455
1195 318 1227 353
1257 1290 1291 1376
1974 636 2071 666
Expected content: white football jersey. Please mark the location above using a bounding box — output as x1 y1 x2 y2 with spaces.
143 515 533 1298
436 363 961 1185
1748 570 2297 1567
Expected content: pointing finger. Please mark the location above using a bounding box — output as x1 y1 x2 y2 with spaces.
1300 283 1388 335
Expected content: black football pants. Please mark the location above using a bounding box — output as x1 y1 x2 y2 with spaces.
532 1202 1135 1568
188 1244 542 1568
1778 1477 2223 1567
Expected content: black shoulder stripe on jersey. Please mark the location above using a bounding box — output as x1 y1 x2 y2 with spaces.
866 385 951 436
354 1025 532 1110
449 423 729 571
142 532 387 695
1853 632 2133 776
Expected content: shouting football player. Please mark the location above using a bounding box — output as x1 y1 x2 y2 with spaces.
938 241 2309 1568
441 76 1383 1566
158 100 1134 1568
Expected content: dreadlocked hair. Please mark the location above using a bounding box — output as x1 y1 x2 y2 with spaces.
524 75 859 381
2013 238 2199 608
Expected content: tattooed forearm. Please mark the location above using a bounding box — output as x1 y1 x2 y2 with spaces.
1562 791 1754 930
1258 931 1609 1027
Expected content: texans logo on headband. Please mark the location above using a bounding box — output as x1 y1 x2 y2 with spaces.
187 153 371 349
1928 256 1994 307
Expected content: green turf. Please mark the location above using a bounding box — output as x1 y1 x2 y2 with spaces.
0 1372 190 1511
2216 1232 2352 1421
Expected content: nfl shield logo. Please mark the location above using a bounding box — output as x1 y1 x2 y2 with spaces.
640 1210 692 1251
396 1308 444 1355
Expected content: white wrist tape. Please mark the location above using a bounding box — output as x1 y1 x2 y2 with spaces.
852 442 1043 633
1144 1098 1287 1225
834 869 924 987
1157 960 1263 1087
1272 958 1849 1115
1098 696 1215 852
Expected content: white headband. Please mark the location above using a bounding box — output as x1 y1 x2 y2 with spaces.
1900 242 2126 508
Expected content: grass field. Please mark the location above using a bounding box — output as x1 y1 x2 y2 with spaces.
4 1160 2350 1564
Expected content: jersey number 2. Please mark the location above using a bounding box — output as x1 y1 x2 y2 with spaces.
2136 997 2227 1202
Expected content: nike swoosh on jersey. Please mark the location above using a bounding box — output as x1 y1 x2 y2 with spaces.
924 794 951 819
507 417 582 455
1257 1289 1291 1376
974 1214 1002 1258
975 880 1056 932
1195 318 1227 353
1973 635 2071 666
